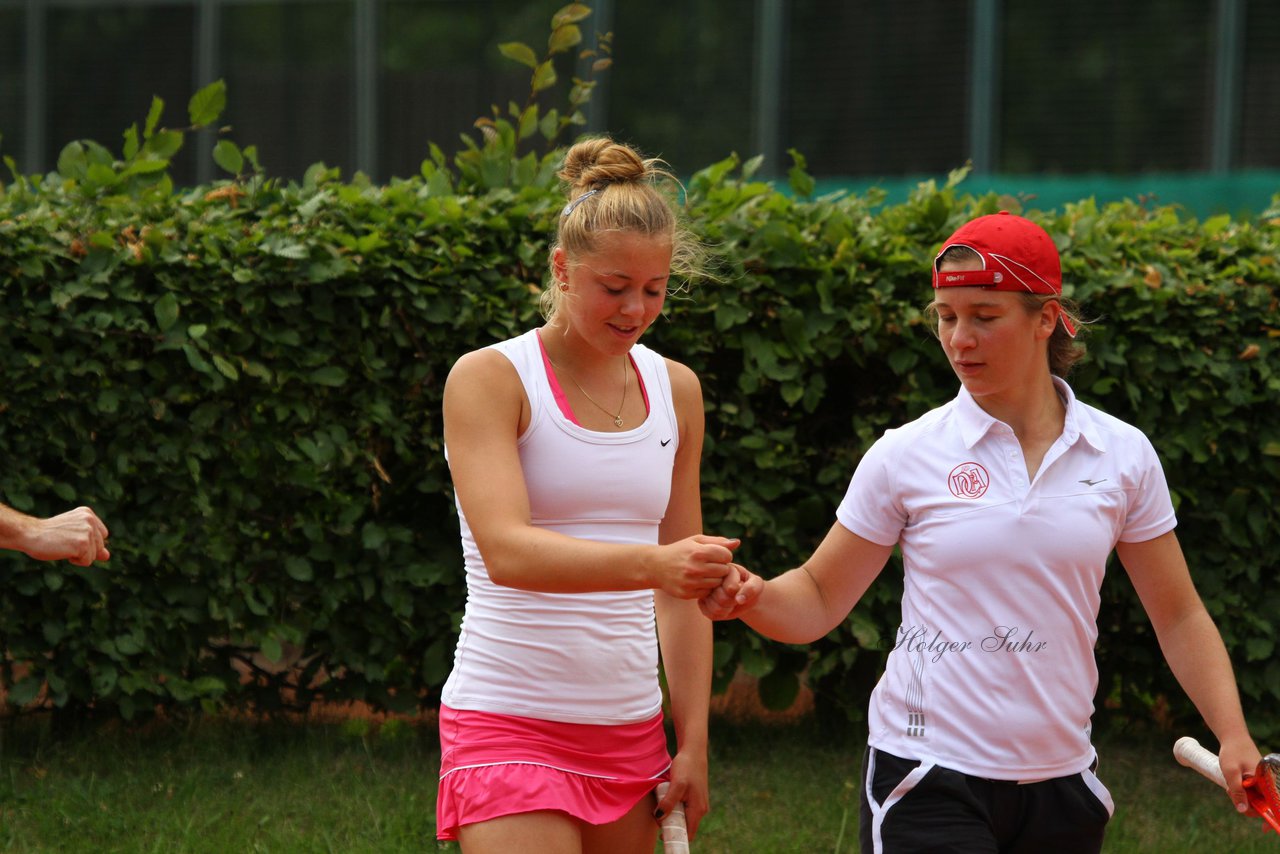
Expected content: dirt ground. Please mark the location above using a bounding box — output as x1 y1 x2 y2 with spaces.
0 659 813 728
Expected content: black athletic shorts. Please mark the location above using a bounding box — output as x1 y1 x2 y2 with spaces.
859 746 1112 854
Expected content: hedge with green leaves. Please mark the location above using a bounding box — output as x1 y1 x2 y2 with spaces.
2 90 1278 738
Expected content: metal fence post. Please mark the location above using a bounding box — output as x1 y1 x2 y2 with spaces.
195 0 221 185
583 0 613 135
968 0 999 174
753 0 784 177
1210 0 1244 173
354 0 378 179
23 0 47 174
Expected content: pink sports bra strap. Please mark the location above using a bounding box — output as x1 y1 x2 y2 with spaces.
536 331 649 425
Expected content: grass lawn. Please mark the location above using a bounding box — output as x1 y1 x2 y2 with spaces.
0 713 1270 852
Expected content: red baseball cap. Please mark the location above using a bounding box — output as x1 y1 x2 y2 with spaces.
932 211 1075 336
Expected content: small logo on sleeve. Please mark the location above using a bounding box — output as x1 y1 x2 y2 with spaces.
947 462 990 499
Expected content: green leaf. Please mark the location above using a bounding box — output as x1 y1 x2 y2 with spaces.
568 80 593 108
551 3 592 27
188 79 227 127
887 348 918 375
57 141 88 179
122 123 140 160
85 162 119 188
297 190 329 219
260 636 284 663
548 24 582 54
97 389 121 413
93 665 119 696
512 150 538 186
144 96 165 138
212 355 240 381
212 140 244 175
263 234 310 258
517 105 539 140
539 108 560 140
498 41 539 69
739 645 774 678
1246 637 1274 661
758 667 801 711
183 344 211 373
43 620 66 645
154 293 180 332
243 360 273 381
531 61 557 93
1203 213 1231 237
144 130 184 160
6 678 42 707
362 523 387 551
285 557 314 582
846 609 883 648
309 366 348 387
787 148 815 197
115 634 144 656
712 640 735 670
123 158 171 177
356 233 388 254
192 676 227 697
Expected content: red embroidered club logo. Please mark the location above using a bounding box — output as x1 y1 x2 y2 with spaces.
948 462 990 499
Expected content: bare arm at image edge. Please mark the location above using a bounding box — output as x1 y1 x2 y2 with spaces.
0 503 111 566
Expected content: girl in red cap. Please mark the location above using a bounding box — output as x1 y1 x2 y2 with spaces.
703 212 1262 853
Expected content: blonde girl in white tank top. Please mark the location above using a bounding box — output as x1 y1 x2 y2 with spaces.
438 137 738 853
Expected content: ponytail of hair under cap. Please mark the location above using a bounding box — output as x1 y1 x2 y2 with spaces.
542 136 709 319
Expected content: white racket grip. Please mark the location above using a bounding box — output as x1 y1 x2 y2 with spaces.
1174 736 1227 789
655 781 690 853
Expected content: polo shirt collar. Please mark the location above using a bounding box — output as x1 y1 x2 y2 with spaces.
952 377 1109 453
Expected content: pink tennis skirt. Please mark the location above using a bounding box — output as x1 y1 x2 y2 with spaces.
436 704 671 841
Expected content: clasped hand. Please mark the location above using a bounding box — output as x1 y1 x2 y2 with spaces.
651 537 766 619
697 563 763 620
654 535 740 598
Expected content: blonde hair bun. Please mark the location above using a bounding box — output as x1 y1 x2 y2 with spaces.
558 138 651 192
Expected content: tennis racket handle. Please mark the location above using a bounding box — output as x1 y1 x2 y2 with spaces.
1175 736 1227 789
655 781 690 853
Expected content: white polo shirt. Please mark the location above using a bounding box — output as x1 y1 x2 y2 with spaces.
837 378 1176 781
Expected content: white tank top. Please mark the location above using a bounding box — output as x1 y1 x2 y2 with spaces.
441 329 681 725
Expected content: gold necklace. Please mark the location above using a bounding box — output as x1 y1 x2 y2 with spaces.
551 355 628 427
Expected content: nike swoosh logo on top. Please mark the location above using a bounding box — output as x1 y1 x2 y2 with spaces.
1079 478 1108 487
661 438 672 447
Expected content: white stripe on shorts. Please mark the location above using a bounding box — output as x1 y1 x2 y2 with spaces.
865 747 936 854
